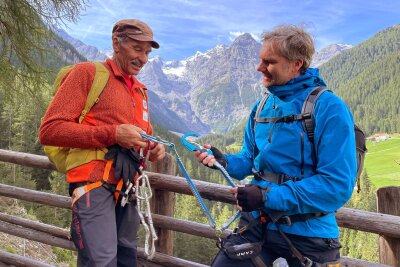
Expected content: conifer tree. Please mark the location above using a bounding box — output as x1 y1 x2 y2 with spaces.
0 0 87 97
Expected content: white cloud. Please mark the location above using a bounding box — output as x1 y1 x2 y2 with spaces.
63 0 400 60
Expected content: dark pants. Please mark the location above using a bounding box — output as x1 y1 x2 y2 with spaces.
70 185 140 267
211 213 341 267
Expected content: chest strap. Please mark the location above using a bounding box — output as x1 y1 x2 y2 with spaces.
252 169 301 184
255 113 311 124
267 210 329 226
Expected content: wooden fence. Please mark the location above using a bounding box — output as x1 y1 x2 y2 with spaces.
0 149 399 267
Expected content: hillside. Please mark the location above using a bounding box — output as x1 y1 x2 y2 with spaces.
0 197 74 266
364 134 400 187
320 25 400 135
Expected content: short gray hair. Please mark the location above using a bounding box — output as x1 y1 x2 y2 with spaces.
262 25 315 73
112 34 129 56
115 34 129 45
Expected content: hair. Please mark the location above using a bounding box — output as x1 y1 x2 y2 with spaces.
117 36 128 44
262 24 315 73
112 31 129 44
112 33 128 57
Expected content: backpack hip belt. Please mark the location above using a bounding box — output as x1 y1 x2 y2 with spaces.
252 169 301 184
267 211 329 226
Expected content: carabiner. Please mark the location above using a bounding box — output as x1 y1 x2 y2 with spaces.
181 132 212 155
180 132 236 188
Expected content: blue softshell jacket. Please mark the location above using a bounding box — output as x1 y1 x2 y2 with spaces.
225 68 357 238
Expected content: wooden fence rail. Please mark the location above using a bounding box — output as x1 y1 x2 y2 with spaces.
0 149 399 266
0 184 392 267
2 178 400 240
0 215 389 267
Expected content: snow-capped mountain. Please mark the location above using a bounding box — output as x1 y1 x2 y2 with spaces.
56 28 350 134
138 33 263 133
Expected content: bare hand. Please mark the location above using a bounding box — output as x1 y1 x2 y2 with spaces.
148 140 166 162
116 124 147 149
194 144 216 168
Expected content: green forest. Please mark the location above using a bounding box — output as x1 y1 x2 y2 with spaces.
319 25 400 135
1 1 400 266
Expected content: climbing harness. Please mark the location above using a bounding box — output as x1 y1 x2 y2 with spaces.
140 134 241 237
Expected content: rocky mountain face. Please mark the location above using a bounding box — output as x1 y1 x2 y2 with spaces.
139 33 263 133
56 28 350 134
311 44 353 67
54 28 108 61
139 34 351 134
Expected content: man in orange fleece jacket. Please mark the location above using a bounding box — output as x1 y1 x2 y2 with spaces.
39 19 165 267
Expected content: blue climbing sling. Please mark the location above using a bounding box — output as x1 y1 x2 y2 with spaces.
140 134 240 237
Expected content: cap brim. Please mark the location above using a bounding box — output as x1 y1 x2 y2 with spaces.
126 33 160 49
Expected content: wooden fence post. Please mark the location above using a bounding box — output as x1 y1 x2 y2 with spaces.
149 153 176 255
377 186 400 266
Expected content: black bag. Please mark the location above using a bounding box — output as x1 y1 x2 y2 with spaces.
223 241 263 260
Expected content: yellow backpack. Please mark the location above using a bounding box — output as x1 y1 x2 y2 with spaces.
44 62 110 173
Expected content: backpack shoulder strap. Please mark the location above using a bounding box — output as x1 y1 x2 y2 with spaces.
79 62 110 123
52 65 74 95
253 92 270 131
301 86 331 144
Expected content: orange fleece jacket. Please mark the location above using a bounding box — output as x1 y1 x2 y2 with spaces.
39 59 152 148
39 59 153 183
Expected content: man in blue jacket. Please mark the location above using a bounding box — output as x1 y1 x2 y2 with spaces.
196 25 356 266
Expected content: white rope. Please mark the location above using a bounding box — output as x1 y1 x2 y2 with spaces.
136 171 158 259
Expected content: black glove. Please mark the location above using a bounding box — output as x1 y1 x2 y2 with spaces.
237 185 265 212
104 145 141 184
209 146 227 169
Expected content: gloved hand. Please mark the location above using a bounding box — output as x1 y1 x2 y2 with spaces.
237 185 265 212
210 146 227 169
104 145 141 184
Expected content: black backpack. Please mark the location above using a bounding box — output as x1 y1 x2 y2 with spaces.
254 86 367 192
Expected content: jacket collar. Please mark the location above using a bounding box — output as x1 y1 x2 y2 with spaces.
266 68 326 98
106 58 147 90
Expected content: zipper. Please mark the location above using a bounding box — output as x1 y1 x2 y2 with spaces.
300 131 304 179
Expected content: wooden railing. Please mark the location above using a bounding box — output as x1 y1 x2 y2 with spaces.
0 149 399 267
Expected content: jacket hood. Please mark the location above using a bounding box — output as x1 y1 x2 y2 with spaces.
267 68 326 97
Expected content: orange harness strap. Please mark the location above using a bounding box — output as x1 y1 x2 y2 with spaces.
71 160 122 206
114 180 124 202
71 180 103 207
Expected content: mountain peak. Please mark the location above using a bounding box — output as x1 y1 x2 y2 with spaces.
311 43 353 67
149 55 163 63
54 27 108 61
232 33 257 44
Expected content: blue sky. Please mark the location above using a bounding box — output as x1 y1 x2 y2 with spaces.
64 0 400 61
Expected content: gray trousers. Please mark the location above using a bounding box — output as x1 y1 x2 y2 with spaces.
71 185 140 267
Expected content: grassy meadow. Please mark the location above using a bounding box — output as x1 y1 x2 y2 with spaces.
364 133 400 188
